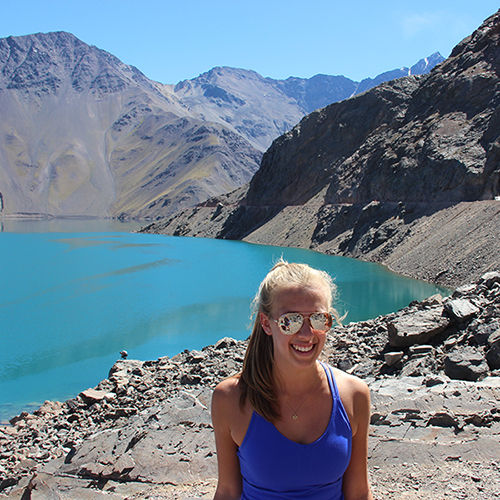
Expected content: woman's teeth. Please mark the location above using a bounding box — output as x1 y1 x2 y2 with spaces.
293 344 313 352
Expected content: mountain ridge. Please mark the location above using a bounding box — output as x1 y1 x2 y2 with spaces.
169 53 444 150
0 31 262 219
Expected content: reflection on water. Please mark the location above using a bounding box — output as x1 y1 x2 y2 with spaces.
0 220 451 422
0 217 142 233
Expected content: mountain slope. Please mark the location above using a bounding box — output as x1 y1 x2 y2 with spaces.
168 53 444 151
142 10 500 287
0 32 262 219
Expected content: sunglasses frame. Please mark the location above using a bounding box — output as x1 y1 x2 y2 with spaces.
268 311 333 335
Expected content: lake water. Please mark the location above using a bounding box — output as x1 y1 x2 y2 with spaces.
0 219 450 422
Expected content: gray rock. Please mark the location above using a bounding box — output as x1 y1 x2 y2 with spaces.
485 330 500 370
427 411 459 428
479 271 500 289
387 306 450 347
409 345 434 356
453 284 477 297
472 320 500 345
444 298 480 322
445 347 489 381
384 352 404 366
58 390 216 485
79 388 115 405
424 375 447 387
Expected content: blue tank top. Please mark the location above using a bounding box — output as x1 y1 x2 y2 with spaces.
237 362 352 500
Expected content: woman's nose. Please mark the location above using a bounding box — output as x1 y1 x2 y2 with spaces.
296 318 314 338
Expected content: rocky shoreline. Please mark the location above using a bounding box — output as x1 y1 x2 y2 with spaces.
1 271 500 499
140 199 500 291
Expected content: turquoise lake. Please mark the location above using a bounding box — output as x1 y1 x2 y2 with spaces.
0 219 450 422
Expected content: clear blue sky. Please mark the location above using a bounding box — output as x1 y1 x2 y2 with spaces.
1 0 498 84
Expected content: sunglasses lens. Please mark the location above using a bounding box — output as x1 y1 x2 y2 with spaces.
310 312 333 332
276 312 333 334
278 313 303 335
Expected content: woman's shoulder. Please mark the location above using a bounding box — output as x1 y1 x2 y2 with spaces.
212 375 253 445
322 362 370 394
320 363 371 435
212 375 242 409
323 363 371 416
214 374 241 392
334 367 369 393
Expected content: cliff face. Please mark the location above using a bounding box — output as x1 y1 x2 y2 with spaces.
142 10 500 288
246 13 500 206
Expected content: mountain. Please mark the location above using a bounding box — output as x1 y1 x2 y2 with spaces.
354 52 444 95
169 53 444 151
141 10 500 288
0 31 442 220
0 32 262 219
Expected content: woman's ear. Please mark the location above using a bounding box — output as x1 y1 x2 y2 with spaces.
260 312 272 336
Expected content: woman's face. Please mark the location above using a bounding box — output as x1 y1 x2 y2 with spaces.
260 280 330 372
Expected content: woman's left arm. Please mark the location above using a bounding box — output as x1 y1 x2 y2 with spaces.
342 378 374 500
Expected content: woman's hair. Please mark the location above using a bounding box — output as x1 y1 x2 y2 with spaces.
238 259 341 422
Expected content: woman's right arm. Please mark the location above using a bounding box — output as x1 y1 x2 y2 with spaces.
212 379 243 500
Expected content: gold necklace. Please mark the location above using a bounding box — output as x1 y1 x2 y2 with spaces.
282 373 320 420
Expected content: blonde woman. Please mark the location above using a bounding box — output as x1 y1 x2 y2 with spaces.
212 260 373 500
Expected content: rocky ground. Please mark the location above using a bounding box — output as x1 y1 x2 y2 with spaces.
1 271 500 499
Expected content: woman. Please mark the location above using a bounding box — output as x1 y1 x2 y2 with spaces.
212 260 373 500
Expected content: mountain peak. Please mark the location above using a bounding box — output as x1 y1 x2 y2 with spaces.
0 31 151 98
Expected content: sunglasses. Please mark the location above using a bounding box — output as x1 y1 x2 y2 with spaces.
268 312 333 335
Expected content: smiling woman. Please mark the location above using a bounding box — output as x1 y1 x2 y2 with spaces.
211 260 373 500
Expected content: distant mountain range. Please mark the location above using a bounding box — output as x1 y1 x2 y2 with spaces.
174 53 444 151
0 31 443 219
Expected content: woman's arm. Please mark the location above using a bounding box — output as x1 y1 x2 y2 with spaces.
212 379 243 500
341 377 374 500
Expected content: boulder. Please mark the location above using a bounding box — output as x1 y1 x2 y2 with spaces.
479 271 500 289
387 306 451 347
444 347 489 381
472 320 500 345
444 298 480 322
384 352 404 366
485 330 500 370
79 389 115 405
426 411 459 428
58 390 216 485
408 345 434 356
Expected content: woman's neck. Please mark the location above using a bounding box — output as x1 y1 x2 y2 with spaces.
274 360 322 397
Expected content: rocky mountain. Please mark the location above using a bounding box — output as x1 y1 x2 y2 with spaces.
0 32 262 219
0 30 443 220
170 53 444 151
142 10 500 288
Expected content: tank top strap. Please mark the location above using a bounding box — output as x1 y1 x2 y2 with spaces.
319 361 340 400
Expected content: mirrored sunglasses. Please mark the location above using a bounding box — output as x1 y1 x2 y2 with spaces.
270 312 333 335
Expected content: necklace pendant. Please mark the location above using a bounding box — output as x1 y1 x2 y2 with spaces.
292 414 298 420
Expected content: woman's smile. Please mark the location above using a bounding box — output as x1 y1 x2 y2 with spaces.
291 343 315 353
